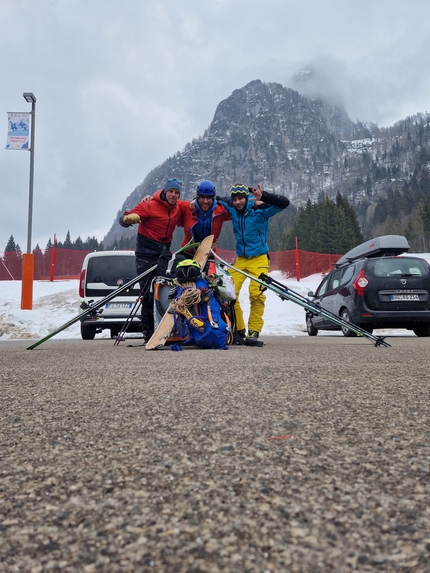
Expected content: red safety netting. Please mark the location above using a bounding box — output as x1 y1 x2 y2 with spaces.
0 247 342 281
0 248 92 281
269 250 341 279
217 249 340 279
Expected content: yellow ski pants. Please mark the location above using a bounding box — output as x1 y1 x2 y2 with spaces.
229 254 269 334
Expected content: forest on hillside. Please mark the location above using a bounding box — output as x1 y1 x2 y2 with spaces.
4 170 430 257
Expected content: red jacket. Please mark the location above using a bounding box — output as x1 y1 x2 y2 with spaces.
178 200 230 247
123 189 183 244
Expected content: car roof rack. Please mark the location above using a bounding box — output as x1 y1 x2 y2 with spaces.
335 235 410 267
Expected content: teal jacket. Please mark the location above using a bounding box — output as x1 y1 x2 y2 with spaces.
218 191 289 258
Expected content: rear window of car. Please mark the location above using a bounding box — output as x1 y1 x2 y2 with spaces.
366 257 430 278
87 255 137 286
340 264 355 286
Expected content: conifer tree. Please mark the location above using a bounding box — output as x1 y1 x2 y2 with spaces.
383 215 402 236
316 197 339 252
74 236 84 250
4 235 17 252
63 231 72 249
404 218 425 252
335 191 364 252
3 234 22 270
84 236 101 251
280 195 363 253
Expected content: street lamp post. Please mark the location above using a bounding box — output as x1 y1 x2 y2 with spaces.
23 92 36 254
21 92 36 310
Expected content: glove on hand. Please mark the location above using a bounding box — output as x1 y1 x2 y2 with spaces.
123 213 141 225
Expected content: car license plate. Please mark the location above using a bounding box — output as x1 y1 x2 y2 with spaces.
389 294 419 301
105 302 133 309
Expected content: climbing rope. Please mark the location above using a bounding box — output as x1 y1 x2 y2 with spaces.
170 286 201 317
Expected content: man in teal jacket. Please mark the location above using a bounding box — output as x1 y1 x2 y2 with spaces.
218 183 289 343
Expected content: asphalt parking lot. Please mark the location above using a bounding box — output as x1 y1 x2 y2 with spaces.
1 336 429 572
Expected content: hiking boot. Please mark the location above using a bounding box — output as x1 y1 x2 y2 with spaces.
233 329 246 345
246 330 259 340
245 330 263 347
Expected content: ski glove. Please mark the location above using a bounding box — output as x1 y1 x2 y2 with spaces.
123 213 141 225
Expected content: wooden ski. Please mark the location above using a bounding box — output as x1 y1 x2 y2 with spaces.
145 235 214 350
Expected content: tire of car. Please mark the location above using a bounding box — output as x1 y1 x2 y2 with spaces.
306 316 318 336
412 324 430 337
80 323 96 340
340 309 357 337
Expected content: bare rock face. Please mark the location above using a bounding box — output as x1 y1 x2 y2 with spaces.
104 78 427 248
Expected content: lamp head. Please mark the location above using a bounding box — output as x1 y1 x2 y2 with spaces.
23 92 36 103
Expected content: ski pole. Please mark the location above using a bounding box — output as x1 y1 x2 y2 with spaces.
210 250 391 348
27 264 158 350
113 291 143 345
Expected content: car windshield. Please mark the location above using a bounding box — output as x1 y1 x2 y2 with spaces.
366 257 430 278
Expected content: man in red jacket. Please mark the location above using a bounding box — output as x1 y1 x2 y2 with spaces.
180 180 230 251
119 177 184 341
141 180 230 250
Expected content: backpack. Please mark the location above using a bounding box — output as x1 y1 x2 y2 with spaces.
172 277 230 349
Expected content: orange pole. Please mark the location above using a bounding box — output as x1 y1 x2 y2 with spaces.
295 236 300 282
21 253 34 310
50 234 57 282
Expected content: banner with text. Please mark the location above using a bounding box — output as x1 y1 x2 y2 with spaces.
5 112 30 150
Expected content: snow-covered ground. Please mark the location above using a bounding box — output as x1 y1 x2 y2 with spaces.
1 254 430 341
0 271 320 340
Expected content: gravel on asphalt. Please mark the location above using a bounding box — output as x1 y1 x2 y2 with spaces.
1 336 429 572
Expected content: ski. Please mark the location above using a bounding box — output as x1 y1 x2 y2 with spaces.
27 242 202 350
211 251 391 348
146 235 214 350
193 235 214 268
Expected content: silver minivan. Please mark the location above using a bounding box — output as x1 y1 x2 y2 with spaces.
78 251 142 339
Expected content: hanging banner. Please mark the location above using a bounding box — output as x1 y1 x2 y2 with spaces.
5 112 30 150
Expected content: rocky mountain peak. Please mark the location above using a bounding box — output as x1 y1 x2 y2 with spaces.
103 78 427 249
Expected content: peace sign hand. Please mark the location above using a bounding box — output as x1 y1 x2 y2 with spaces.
249 184 263 201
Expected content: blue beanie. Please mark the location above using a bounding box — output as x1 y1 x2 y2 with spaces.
161 178 182 200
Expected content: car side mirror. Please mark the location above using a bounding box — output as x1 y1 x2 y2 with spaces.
308 291 314 297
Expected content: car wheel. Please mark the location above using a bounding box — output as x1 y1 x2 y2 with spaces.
412 324 430 337
340 309 357 337
81 323 96 340
306 316 318 336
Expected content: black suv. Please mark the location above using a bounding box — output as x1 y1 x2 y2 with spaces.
306 235 430 337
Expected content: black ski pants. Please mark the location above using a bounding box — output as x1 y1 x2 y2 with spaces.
135 252 160 334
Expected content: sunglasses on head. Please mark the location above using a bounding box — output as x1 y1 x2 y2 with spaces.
166 177 183 185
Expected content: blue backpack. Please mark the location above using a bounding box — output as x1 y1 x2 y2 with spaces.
173 277 230 349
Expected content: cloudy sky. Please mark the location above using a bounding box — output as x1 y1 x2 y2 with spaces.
1 0 430 253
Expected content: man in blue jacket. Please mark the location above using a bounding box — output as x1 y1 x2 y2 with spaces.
218 183 289 343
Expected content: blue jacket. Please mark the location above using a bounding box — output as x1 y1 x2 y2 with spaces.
218 191 289 258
